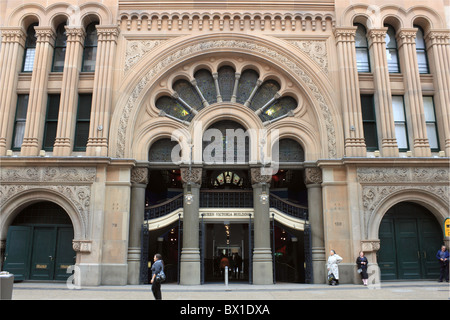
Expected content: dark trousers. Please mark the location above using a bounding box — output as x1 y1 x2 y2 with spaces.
152 281 162 300
439 262 449 282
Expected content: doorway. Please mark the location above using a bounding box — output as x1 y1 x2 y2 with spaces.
203 223 250 283
3 202 76 281
377 202 442 280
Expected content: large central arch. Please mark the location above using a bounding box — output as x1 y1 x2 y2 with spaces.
109 33 343 160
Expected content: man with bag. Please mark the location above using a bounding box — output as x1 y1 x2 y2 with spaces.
151 253 165 299
436 245 449 283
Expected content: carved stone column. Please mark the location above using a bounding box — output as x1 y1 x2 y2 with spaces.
334 27 367 157
128 167 148 285
426 29 450 155
0 27 26 155
86 26 119 156
368 28 399 157
397 28 431 157
179 167 202 285
250 167 273 284
53 26 86 156
21 27 55 156
360 240 381 287
304 167 325 284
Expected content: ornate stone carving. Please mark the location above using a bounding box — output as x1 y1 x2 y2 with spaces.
180 167 202 185
357 166 450 238
72 240 92 253
250 167 272 185
125 40 166 72
0 167 96 183
288 40 328 74
304 167 322 185
116 39 337 159
360 239 380 252
130 167 149 184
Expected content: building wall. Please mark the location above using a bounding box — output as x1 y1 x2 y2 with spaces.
0 0 449 285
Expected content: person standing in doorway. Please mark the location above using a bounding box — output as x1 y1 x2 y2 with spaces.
356 251 369 286
151 253 164 299
327 250 343 285
436 245 449 282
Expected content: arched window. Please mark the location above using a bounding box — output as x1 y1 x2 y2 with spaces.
415 26 429 74
149 138 181 163
385 25 400 73
22 23 38 72
52 23 67 72
354 23 371 73
81 23 98 72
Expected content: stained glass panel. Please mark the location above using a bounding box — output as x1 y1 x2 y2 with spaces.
156 96 193 121
218 66 235 102
195 69 217 105
236 69 259 105
173 79 203 111
250 79 280 111
259 96 297 122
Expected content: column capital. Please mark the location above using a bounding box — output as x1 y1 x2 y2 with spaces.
333 26 357 43
34 26 56 44
64 26 86 44
0 26 26 46
367 27 388 46
304 167 322 185
396 28 418 47
96 25 120 43
180 167 202 185
250 167 272 185
425 29 450 47
130 167 149 185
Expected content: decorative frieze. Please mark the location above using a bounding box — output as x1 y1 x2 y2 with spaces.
125 40 166 73
72 240 92 253
0 167 96 183
357 167 449 184
118 11 335 33
288 40 328 74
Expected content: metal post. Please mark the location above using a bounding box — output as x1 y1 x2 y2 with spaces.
272 213 276 284
201 213 205 285
225 266 229 289
248 213 252 284
177 213 181 285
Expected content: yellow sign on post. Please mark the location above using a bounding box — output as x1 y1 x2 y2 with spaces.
445 218 450 237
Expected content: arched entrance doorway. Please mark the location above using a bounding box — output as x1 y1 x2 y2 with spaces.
3 201 76 281
377 202 442 280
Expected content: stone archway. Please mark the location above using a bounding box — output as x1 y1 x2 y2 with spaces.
109 33 343 161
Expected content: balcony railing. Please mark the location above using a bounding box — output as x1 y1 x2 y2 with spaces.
145 190 308 220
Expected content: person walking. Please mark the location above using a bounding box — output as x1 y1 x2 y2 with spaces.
327 250 343 285
150 253 164 299
436 245 449 282
356 251 369 286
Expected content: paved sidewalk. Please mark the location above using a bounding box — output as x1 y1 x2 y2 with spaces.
9 280 450 300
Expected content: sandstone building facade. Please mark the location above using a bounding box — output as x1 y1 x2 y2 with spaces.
0 0 449 286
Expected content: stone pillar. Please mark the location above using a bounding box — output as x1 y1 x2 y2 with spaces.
360 240 381 288
86 26 119 157
334 27 367 157
127 167 148 285
304 167 326 284
0 27 26 155
179 167 202 285
53 26 85 156
425 29 450 155
250 168 273 285
397 28 431 157
367 28 399 157
21 26 55 156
